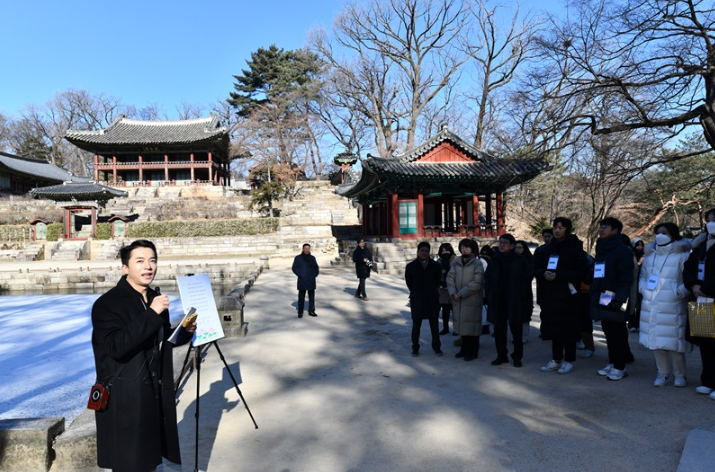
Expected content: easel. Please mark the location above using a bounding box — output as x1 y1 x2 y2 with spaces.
176 340 258 472
173 273 258 472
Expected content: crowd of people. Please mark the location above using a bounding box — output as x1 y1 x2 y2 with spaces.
402 214 715 401
290 214 715 402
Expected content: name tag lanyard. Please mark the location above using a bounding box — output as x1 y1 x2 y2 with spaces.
649 250 672 277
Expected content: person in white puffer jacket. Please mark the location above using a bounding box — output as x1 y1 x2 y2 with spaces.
639 222 692 387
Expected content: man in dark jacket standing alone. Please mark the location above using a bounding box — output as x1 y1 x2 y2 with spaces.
91 239 196 472
405 242 443 357
590 217 635 381
486 233 533 368
292 243 320 317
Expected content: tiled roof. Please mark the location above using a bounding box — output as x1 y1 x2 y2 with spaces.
0 151 81 182
65 115 229 151
29 181 127 201
394 125 493 162
366 156 548 184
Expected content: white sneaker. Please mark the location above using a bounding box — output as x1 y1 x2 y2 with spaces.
653 373 670 387
674 376 687 388
710 391 715 401
540 360 561 372
558 361 574 374
696 386 714 395
580 349 594 358
607 368 628 381
576 340 585 350
597 364 614 376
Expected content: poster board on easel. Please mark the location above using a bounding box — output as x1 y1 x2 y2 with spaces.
176 273 225 346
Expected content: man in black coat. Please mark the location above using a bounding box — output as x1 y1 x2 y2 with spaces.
91 240 196 472
590 217 635 381
292 243 320 317
485 233 533 368
405 241 443 357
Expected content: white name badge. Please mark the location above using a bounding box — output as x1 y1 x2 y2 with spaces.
647 274 660 291
699 263 706 280
547 256 559 270
594 263 605 278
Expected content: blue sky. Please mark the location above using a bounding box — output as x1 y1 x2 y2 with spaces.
0 0 563 120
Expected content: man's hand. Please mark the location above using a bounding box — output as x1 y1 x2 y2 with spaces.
544 271 556 282
452 293 461 301
693 284 705 297
185 322 197 334
150 295 170 314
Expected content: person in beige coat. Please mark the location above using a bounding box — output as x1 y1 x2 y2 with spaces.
447 238 485 361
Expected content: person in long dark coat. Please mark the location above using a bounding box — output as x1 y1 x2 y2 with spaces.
292 243 320 317
683 207 715 399
534 218 590 374
91 240 195 472
485 234 533 368
437 243 456 335
353 238 373 301
405 241 443 356
590 217 635 381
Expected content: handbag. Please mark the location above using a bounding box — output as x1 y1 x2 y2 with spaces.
87 363 127 411
688 301 715 338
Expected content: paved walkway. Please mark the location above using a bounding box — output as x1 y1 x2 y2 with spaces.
155 258 714 472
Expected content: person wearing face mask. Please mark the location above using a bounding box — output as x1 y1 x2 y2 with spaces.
436 243 456 335
683 208 715 399
638 223 692 387
447 239 485 361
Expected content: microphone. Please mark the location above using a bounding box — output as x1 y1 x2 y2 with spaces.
155 286 161 295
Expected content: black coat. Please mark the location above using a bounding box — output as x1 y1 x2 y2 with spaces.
405 258 442 320
91 276 192 472
484 250 533 324
353 246 373 279
292 253 319 290
590 233 635 322
534 235 590 340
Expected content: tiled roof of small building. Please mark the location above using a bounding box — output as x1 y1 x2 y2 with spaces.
65 115 229 152
29 181 127 201
0 151 81 182
394 126 492 162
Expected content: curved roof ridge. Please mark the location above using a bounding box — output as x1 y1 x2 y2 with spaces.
121 115 216 126
393 125 495 162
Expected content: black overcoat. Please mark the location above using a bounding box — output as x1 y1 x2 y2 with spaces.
590 234 635 322
292 253 319 290
353 246 373 279
91 276 191 472
405 258 442 320
533 235 590 340
485 251 533 325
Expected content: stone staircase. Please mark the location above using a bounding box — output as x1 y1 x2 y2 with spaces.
0 243 45 262
93 239 124 261
50 241 89 261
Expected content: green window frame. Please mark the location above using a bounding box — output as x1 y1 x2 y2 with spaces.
399 201 417 234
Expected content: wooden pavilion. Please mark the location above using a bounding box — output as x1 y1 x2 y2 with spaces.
65 115 231 187
0 151 80 195
336 126 549 240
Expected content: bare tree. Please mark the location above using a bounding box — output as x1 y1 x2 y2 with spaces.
534 0 715 154
311 0 471 156
465 1 543 149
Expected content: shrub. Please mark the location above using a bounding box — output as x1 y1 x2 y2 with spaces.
94 223 112 240
46 223 63 241
126 218 279 238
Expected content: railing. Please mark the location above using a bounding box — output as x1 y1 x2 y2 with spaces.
95 160 221 169
104 180 218 188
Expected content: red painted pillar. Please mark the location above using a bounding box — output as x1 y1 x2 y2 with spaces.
486 194 493 237
473 195 480 236
208 152 213 183
164 154 169 182
391 193 399 238
112 155 117 183
190 153 195 182
497 192 505 235
138 155 143 183
94 154 99 181
417 193 425 237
